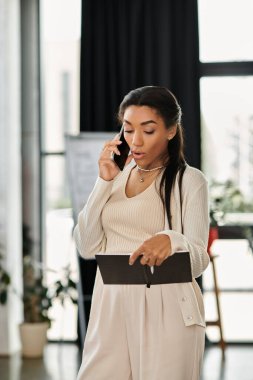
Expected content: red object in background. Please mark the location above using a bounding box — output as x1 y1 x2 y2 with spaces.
208 226 219 255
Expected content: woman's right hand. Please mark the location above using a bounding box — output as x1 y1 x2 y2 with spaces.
98 137 132 181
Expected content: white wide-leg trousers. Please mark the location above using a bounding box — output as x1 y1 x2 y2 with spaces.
77 273 205 380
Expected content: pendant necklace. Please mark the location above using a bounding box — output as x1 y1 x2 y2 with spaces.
136 164 165 183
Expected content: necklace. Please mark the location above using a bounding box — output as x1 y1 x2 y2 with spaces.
137 164 165 172
136 164 165 182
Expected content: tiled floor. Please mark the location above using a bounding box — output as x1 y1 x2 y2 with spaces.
0 343 80 380
201 345 253 380
0 343 253 380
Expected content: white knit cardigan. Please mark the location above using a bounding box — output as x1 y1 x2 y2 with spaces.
74 164 210 327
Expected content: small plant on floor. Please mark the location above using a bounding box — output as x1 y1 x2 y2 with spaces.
20 226 78 358
22 225 53 324
0 245 11 305
22 226 78 325
23 255 53 324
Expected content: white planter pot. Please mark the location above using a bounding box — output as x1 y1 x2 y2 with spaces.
19 322 49 358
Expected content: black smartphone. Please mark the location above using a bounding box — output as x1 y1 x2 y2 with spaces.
113 125 130 171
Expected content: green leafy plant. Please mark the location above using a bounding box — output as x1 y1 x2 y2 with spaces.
22 225 52 324
0 245 11 305
1 226 78 324
23 256 78 325
23 255 53 324
209 180 253 254
50 264 78 307
209 179 253 225
23 226 78 324
23 257 78 325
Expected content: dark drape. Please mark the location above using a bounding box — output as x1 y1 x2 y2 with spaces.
80 0 200 166
78 0 201 344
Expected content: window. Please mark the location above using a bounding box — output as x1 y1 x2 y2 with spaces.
198 0 253 343
40 0 81 341
198 0 253 62
201 76 253 197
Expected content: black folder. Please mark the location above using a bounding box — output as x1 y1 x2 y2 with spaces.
95 251 192 287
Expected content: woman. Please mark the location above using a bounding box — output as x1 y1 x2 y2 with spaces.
74 86 209 380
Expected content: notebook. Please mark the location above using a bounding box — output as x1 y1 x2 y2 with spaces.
95 251 192 287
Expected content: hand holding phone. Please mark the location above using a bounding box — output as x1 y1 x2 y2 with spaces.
112 125 130 171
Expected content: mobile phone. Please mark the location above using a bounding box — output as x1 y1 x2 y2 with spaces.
113 125 130 171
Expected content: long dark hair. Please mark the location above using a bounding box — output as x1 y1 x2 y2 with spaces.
117 86 186 228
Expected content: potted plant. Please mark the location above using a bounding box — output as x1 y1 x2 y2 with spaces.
1 227 78 358
19 226 78 357
0 229 51 358
17 225 50 358
19 254 53 358
20 255 78 358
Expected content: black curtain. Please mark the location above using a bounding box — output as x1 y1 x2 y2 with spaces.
78 0 201 344
80 0 200 167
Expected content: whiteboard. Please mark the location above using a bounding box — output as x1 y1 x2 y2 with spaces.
65 133 114 221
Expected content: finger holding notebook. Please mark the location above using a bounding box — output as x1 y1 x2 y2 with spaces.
129 233 172 266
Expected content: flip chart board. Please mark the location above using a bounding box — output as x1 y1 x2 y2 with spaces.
65 132 114 220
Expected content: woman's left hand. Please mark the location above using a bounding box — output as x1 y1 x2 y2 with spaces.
129 234 172 267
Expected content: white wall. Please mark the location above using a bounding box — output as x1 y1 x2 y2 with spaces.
0 0 23 355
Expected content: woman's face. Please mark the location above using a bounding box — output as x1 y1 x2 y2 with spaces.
122 105 176 168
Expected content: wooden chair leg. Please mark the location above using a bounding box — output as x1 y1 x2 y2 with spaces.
206 255 226 360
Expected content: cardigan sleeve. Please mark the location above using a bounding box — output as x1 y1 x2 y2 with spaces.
73 176 115 259
156 180 210 278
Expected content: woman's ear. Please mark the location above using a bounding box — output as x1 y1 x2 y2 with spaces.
167 125 177 140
